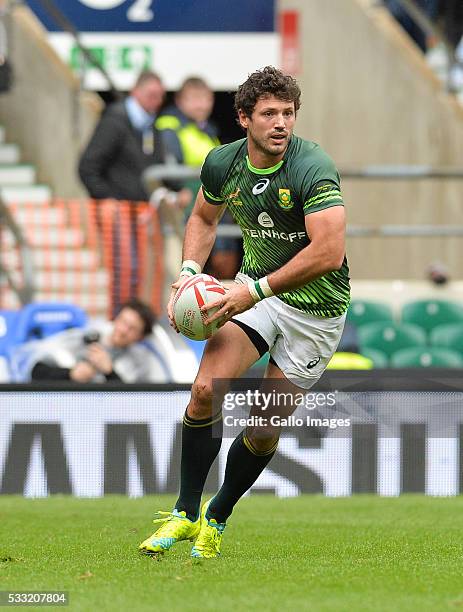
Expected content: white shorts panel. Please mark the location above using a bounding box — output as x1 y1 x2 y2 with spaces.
233 293 346 389
272 301 346 389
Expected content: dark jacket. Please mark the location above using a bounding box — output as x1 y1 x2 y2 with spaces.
78 100 166 201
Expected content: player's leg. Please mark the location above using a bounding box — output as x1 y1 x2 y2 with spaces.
208 308 347 522
139 321 265 555
204 361 297 522
175 321 266 519
191 361 299 558
192 303 346 557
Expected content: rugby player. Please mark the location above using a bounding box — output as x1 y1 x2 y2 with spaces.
140 66 350 558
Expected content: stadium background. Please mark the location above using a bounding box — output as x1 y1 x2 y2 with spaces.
0 0 463 498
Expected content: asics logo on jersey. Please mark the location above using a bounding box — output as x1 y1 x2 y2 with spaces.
257 212 274 228
252 179 270 195
306 357 321 370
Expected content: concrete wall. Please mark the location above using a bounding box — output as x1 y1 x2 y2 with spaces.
278 0 463 280
0 5 102 197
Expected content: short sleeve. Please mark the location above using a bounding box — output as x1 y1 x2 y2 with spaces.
200 147 226 205
301 151 344 215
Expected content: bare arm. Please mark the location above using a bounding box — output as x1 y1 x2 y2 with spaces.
267 205 346 293
182 187 226 268
204 205 346 325
167 187 226 328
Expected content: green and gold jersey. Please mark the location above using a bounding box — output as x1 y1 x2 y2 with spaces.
200 135 350 317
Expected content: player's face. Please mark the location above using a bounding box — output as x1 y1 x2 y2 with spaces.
133 79 165 115
111 308 145 348
239 96 296 165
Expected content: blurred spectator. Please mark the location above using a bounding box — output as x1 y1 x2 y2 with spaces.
425 2 463 90
385 0 463 93
427 261 450 285
452 37 463 97
156 77 242 283
441 0 463 50
156 76 220 168
78 71 190 316
0 1 12 94
444 2 463 94
385 0 440 52
28 299 160 383
79 71 166 201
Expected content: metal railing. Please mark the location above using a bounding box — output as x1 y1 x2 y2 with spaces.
0 195 35 304
338 165 463 180
143 162 463 238
213 224 463 239
144 163 463 184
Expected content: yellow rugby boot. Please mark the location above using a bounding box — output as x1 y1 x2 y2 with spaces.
139 510 200 555
190 500 226 559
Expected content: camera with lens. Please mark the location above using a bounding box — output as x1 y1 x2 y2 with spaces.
83 331 101 345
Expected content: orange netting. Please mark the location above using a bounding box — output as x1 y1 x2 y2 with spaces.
0 199 164 319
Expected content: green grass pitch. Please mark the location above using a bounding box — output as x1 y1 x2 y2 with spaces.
1 495 463 611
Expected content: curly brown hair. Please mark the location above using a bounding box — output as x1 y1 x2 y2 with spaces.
234 66 301 119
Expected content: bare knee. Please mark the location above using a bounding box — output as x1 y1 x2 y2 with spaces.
187 379 214 420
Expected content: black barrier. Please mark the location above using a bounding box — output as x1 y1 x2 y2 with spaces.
1 370 463 497
1 369 463 391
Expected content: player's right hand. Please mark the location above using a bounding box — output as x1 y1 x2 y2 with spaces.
202 283 255 327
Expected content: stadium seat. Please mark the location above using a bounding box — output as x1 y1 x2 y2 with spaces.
0 310 20 356
390 347 463 368
13 302 88 344
346 300 394 328
358 322 426 358
360 347 389 368
430 323 463 356
401 299 463 335
0 356 10 381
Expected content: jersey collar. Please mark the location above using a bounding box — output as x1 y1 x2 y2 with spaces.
246 156 285 175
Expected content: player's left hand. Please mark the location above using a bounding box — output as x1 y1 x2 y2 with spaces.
202 284 255 326
85 343 113 375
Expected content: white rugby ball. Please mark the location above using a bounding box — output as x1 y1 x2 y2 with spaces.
173 273 226 341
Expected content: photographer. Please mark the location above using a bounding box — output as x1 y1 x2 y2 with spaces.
29 299 157 383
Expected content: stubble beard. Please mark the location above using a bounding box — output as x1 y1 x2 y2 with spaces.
249 131 290 161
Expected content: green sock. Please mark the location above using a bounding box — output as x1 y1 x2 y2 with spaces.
207 431 278 524
174 410 222 521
